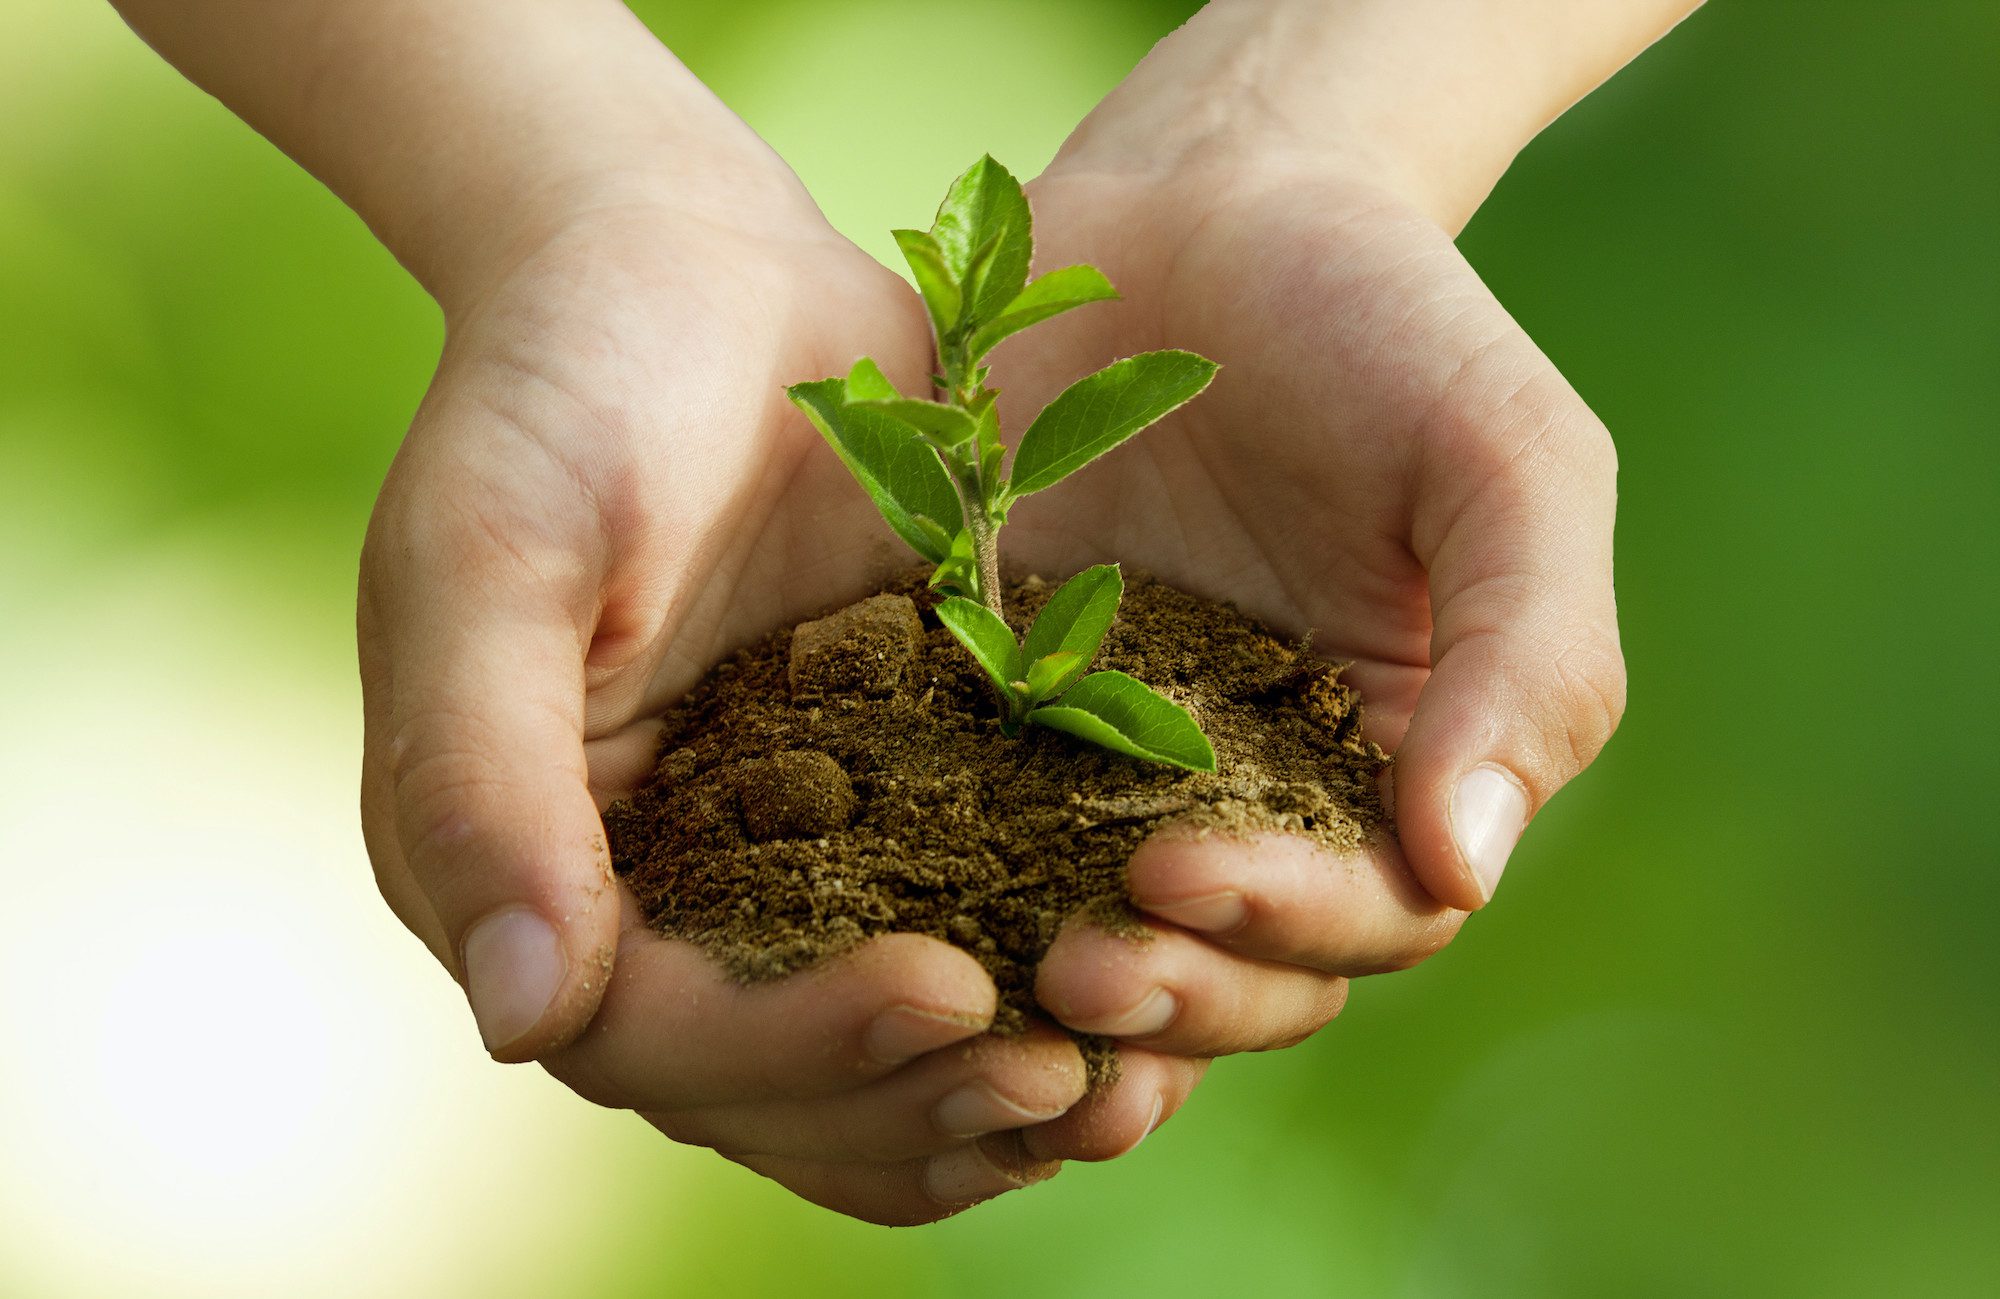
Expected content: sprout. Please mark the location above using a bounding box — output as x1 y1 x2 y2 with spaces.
788 157 1217 771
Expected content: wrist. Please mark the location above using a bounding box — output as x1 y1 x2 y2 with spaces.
114 0 825 317
414 122 823 325
1048 0 1703 232
366 41 819 318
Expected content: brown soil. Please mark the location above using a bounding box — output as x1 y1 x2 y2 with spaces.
605 572 1388 1081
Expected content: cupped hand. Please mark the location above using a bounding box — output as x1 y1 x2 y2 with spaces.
355 188 1190 1224
999 154 1627 1075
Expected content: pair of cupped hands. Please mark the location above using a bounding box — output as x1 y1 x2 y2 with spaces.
355 99 1626 1224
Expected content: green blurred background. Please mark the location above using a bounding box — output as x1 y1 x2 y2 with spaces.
2 1 1993 1295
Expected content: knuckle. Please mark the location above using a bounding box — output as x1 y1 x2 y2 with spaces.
643 1110 722 1150
386 719 532 898
1262 977 1351 1051
851 1124 926 1166
1546 627 1629 773
756 1050 831 1106
1570 412 1620 483
362 458 601 623
1367 911 1467 975
1262 1022 1325 1052
549 1039 673 1113
393 744 503 860
1432 365 1617 525
1456 620 1626 792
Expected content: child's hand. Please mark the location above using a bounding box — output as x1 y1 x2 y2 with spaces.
356 202 1176 1225
993 0 1642 1076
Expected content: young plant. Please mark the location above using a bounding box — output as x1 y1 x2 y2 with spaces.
787 156 1219 772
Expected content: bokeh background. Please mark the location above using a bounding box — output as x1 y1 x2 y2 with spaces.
2 1 1994 1295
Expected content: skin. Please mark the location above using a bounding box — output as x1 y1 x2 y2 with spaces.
111 0 1700 1226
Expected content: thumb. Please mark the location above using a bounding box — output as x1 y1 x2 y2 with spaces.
1394 395 1628 911
369 550 620 1063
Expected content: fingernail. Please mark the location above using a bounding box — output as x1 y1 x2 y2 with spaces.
865 1005 985 1066
1131 1092 1166 1152
924 1135 1058 1205
1139 890 1247 935
462 907 566 1054
933 1082 1068 1139
1072 987 1178 1038
1452 764 1529 901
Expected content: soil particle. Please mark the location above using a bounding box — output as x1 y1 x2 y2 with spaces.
606 572 1389 1078
739 750 858 841
786 591 925 697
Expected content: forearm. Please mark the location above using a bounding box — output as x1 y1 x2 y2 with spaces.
109 0 790 310
1055 0 1705 231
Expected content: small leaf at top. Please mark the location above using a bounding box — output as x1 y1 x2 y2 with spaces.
844 356 899 402
1022 563 1122 696
854 397 977 449
788 378 963 563
1027 670 1216 772
934 597 1023 698
1006 350 1219 499
1023 650 1084 704
930 156 1032 330
968 265 1119 361
894 228 962 337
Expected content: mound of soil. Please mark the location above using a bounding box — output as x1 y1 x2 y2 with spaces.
604 572 1388 1077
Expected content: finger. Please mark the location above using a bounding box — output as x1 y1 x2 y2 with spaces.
360 489 620 1064
542 928 998 1111
1024 1047 1207 1163
582 719 666 811
1036 919 1348 1056
710 1133 1061 1227
1125 830 1465 974
1399 367 1627 909
643 1022 1087 1163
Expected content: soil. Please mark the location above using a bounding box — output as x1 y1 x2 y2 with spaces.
604 571 1388 1083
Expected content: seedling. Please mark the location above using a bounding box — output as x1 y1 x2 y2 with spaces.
787 157 1218 772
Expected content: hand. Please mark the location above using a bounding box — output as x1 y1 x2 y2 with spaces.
125 0 1657 1232
356 191 1185 1224
1001 147 1626 1079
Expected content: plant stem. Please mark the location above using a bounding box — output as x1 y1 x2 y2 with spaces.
968 508 1003 618
938 333 1006 618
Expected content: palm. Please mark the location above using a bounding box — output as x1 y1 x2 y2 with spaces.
362 213 936 950
362 213 1133 1225
996 170 1512 743
989 171 1533 750
551 233 936 753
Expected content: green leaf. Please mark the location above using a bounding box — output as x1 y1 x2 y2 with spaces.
855 397 977 450
844 356 899 402
1007 350 1219 498
960 227 1009 323
1028 670 1216 772
1022 563 1122 694
928 530 978 598
1023 651 1083 704
935 597 1023 698
968 265 1119 361
787 378 963 563
894 228 962 336
930 156 1032 329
